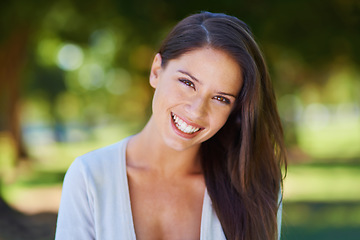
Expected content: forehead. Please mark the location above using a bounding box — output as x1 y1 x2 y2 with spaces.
164 47 243 93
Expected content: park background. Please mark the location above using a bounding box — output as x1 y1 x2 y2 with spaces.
0 0 359 239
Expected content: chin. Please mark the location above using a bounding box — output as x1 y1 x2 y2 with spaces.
164 137 201 152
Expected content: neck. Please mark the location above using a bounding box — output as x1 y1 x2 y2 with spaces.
127 117 202 178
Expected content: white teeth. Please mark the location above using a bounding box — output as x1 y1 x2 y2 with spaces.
185 126 192 133
171 113 200 134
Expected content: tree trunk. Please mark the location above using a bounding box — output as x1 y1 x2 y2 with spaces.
0 26 30 162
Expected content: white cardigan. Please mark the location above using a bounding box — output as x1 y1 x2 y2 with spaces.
55 137 282 239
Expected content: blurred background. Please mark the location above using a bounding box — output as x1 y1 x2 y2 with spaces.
0 0 359 239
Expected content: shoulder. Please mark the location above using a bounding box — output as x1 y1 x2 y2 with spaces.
78 137 130 167
67 137 131 181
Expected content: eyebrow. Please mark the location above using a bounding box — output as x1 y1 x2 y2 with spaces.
178 70 200 83
177 70 237 99
217 91 237 98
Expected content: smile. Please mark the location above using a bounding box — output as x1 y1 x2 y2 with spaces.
171 113 202 134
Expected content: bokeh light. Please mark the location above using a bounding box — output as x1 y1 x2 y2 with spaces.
57 43 84 71
78 63 105 90
303 103 331 130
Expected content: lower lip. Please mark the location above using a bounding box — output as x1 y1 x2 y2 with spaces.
170 114 202 139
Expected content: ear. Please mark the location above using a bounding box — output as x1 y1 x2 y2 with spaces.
149 53 162 88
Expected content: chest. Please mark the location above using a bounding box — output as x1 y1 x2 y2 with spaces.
127 174 205 240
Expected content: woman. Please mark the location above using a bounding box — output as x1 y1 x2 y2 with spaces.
55 11 287 240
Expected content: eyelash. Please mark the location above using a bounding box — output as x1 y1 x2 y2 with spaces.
179 78 231 105
213 96 231 104
179 79 195 89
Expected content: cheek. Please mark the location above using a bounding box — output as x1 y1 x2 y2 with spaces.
151 82 182 113
151 89 166 117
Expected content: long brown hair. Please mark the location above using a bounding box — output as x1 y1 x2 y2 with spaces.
158 12 287 240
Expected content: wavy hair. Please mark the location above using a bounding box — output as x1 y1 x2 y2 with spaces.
158 12 287 240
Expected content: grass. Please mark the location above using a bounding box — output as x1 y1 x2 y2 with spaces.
283 201 360 240
283 225 360 240
296 119 360 159
284 163 360 202
282 162 360 239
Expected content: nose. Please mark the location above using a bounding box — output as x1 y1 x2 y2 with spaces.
185 96 207 119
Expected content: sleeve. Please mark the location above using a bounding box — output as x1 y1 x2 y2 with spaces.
55 158 95 240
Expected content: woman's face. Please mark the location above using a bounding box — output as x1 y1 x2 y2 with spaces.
149 47 243 151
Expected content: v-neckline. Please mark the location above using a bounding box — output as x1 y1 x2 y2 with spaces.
120 136 208 240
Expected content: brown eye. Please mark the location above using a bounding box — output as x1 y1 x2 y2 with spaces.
179 79 195 89
213 96 230 104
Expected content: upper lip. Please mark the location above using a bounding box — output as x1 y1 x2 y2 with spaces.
171 112 205 130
